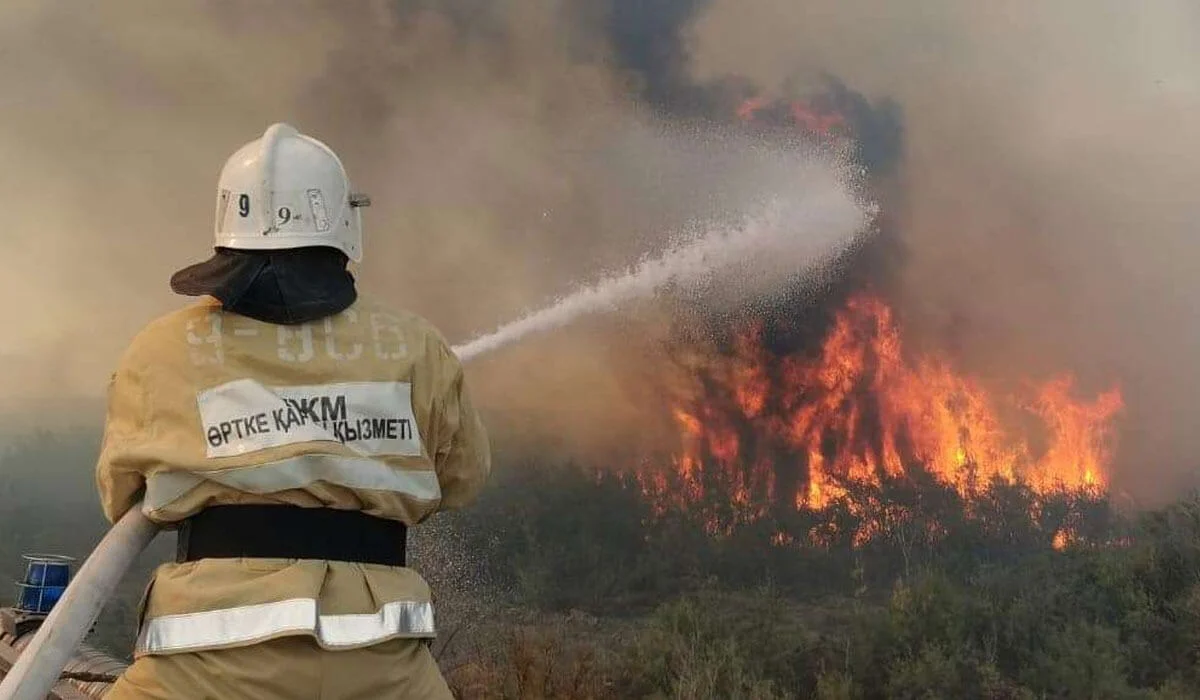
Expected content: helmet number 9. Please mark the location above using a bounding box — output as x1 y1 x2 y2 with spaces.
237 194 250 218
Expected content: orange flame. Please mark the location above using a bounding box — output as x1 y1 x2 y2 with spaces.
790 103 847 135
736 95 848 137
642 294 1123 536
736 96 769 122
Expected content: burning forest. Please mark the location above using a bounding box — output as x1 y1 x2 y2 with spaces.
614 79 1125 550
636 292 1123 547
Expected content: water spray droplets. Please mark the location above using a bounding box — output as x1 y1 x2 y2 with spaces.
452 165 876 364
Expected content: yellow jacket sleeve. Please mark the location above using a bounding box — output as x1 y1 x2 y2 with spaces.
95 349 152 524
432 344 492 511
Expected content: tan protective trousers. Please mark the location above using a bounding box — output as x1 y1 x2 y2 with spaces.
104 637 454 699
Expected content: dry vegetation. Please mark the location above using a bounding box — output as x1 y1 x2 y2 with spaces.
5 435 1200 698
425 461 1200 699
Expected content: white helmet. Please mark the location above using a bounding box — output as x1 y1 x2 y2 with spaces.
213 123 370 262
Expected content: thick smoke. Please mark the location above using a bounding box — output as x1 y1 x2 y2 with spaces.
0 0 859 459
682 0 1200 503
584 0 1200 503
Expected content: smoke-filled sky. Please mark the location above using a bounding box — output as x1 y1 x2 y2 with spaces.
685 0 1200 500
1 0 1198 502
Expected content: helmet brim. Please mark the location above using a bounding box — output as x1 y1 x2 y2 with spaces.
169 248 268 301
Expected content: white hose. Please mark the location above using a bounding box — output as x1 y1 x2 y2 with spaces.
0 505 159 700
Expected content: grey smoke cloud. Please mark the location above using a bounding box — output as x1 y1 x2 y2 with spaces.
687 0 1200 502
0 0 853 458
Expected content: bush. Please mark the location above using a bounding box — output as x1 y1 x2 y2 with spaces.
445 623 614 700
619 588 821 699
440 459 1200 697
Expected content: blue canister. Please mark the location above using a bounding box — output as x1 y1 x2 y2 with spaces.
14 554 75 614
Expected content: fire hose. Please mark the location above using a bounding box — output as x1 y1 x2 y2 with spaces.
0 504 159 700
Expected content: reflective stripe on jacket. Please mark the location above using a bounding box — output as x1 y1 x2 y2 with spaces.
96 295 491 656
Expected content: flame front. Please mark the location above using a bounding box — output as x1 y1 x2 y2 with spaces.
736 94 849 139
641 294 1123 541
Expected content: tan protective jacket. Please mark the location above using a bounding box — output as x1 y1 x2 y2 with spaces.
95 295 490 658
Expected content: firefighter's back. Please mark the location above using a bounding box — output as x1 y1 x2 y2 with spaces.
123 293 473 526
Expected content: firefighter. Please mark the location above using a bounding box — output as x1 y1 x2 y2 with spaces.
96 123 490 699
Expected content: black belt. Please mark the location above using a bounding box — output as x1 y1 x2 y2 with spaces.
176 505 407 567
